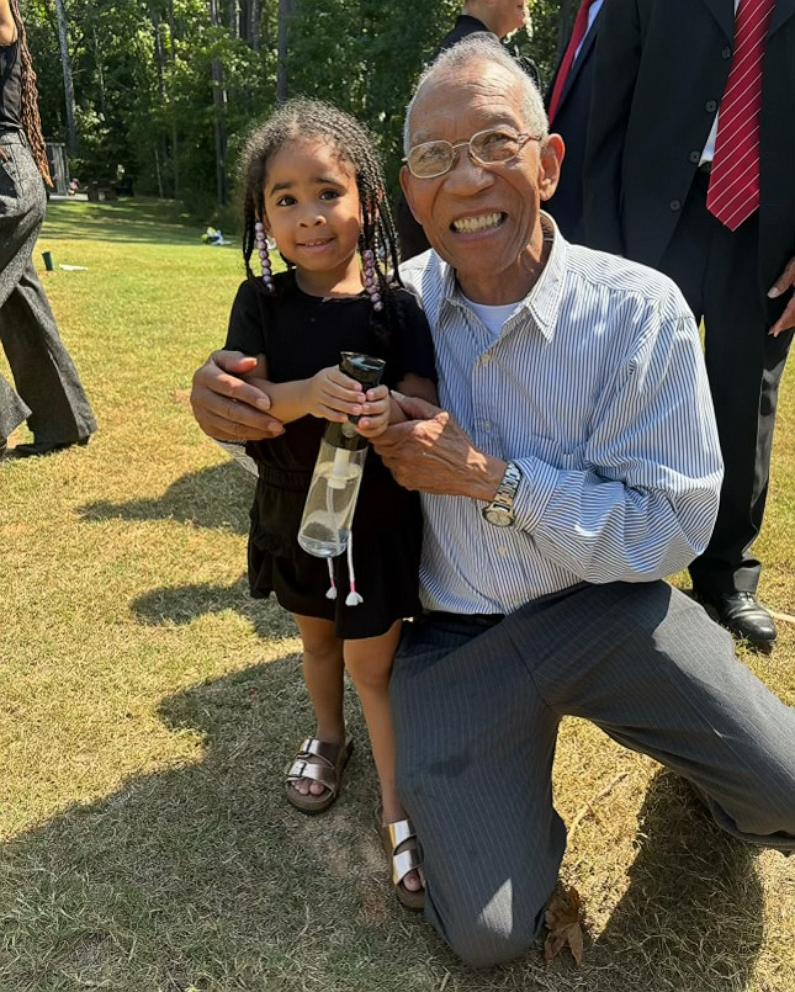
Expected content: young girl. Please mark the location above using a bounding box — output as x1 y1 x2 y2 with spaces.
224 99 437 910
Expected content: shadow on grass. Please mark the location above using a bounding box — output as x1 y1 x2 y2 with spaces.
589 769 765 990
43 197 235 248
131 576 297 641
0 664 771 991
80 463 253 535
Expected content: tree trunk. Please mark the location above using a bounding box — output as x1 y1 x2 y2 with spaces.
228 0 240 38
208 0 228 205
248 0 261 51
276 0 296 103
53 0 78 154
166 0 180 198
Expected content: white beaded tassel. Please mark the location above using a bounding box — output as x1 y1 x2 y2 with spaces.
325 559 338 600
345 533 364 606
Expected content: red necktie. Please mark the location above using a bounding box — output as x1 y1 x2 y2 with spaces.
706 0 775 231
548 0 598 125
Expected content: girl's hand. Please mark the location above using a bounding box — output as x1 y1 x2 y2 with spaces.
356 385 394 438
306 366 366 421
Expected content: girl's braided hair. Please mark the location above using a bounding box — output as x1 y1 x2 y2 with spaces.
9 0 53 186
240 98 405 360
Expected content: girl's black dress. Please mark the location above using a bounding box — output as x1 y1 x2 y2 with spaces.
225 271 436 639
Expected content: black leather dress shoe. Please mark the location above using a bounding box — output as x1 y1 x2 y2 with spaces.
698 590 777 647
12 437 90 458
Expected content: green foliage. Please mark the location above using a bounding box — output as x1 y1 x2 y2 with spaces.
23 0 566 216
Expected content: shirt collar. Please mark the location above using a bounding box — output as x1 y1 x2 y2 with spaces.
439 212 567 342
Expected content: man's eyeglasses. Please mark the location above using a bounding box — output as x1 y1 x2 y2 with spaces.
404 128 541 179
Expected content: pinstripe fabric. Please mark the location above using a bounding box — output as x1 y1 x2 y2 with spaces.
399 216 723 614
391 581 795 966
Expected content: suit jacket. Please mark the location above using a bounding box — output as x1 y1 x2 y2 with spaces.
544 13 601 242
584 0 795 306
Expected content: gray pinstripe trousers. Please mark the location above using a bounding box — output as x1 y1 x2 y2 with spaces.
391 581 795 968
0 131 96 445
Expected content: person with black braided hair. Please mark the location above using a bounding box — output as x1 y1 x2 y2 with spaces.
0 0 96 458
221 98 436 909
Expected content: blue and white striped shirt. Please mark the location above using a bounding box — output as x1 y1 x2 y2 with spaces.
399 217 723 615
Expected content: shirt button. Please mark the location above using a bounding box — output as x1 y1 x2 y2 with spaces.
498 546 510 558
481 420 492 432
689 150 701 164
670 199 681 212
722 46 732 59
705 100 718 113
481 353 492 365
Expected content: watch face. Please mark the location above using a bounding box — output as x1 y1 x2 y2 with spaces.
483 505 513 527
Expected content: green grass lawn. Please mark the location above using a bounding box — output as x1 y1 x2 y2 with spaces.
1 197 793 992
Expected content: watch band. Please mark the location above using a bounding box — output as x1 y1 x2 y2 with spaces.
482 461 522 526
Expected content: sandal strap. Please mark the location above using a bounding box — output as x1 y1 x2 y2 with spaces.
383 818 416 852
285 758 338 795
298 737 348 767
391 846 422 887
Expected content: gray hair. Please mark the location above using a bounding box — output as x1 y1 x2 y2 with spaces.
403 35 548 155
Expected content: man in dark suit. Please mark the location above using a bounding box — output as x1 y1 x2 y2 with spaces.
397 0 534 258
584 0 795 647
544 0 604 241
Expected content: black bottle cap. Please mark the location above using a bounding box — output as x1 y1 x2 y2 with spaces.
339 352 386 389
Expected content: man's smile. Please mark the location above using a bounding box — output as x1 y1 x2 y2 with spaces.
450 211 507 234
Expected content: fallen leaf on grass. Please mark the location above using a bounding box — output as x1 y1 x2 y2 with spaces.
544 885 585 968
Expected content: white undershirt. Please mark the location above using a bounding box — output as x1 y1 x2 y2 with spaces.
700 0 742 165
461 295 521 341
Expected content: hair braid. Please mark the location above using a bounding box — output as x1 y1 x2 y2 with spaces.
239 98 404 362
9 0 52 186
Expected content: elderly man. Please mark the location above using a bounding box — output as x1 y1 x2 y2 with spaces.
190 38 795 968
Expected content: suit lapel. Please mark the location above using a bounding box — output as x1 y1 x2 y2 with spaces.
558 17 600 109
770 0 795 36
699 0 735 39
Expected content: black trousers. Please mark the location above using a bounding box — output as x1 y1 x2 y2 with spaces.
659 172 793 597
0 131 96 446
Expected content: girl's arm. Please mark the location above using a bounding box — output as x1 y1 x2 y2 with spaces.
396 373 438 407
253 361 369 425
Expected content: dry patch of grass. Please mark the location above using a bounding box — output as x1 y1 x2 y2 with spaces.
0 198 792 991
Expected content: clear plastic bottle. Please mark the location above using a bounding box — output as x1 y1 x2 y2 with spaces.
297 352 386 558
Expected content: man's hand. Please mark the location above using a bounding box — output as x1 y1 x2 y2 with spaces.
768 256 795 336
371 394 504 500
190 350 284 441
305 366 366 422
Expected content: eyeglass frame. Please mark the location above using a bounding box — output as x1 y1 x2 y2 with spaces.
402 128 543 180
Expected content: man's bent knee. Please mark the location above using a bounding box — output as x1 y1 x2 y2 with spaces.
427 880 546 969
438 907 543 968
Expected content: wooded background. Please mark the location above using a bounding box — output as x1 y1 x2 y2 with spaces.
25 0 575 218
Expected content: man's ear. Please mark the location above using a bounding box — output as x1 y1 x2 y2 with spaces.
538 134 565 202
399 165 421 221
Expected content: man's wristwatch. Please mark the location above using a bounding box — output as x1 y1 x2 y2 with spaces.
481 461 522 527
